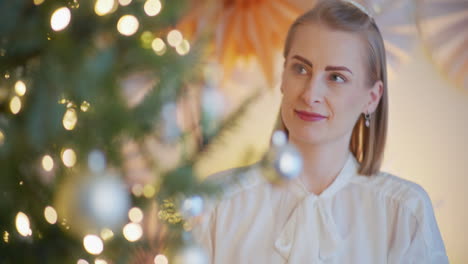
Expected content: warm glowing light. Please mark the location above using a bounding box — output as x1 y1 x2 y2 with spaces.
154 254 168 264
63 108 78 130
131 184 143 197
51 7 71 31
34 0 45 5
151 38 166 55
77 259 89 264
143 184 155 198
83 235 104 255
0 130 5 146
123 223 142 242
42 155 54 172
167 30 183 47
128 207 143 223
95 259 107 264
61 148 77 167
9 96 21 114
3 231 9 243
14 80 26 96
15 212 32 237
80 101 90 112
117 15 139 36
175 39 190 56
44 206 58 224
144 0 161 16
100 228 114 240
118 0 132 6
95 0 116 16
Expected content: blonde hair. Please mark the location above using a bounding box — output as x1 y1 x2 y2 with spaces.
277 0 388 176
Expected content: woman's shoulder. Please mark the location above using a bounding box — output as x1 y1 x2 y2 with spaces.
350 170 435 216
202 161 271 203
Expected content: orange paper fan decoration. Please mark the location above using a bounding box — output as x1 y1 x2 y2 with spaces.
178 0 305 87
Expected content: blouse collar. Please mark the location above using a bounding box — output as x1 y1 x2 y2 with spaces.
274 152 360 261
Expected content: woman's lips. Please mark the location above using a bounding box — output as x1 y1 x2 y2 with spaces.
294 110 328 122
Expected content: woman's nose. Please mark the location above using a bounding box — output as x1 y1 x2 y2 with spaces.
300 75 325 105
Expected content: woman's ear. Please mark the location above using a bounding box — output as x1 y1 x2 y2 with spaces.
364 80 383 113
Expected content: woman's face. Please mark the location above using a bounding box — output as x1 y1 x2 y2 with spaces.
280 22 382 146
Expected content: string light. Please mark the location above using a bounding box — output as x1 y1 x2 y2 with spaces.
0 130 5 146
15 212 32 237
14 80 26 96
122 223 142 242
95 0 116 16
9 96 21 114
154 254 168 264
100 228 114 240
80 101 90 112
63 108 78 130
128 207 143 223
144 0 161 16
118 0 132 6
51 7 71 32
44 206 58 224
42 155 54 172
175 40 190 56
167 30 183 47
151 38 166 55
61 148 77 167
143 184 155 198
95 259 108 264
3 231 9 243
117 15 139 36
83 235 104 255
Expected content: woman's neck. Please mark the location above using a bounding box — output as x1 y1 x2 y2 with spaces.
289 134 351 195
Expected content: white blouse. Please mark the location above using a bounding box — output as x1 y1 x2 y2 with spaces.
192 152 449 264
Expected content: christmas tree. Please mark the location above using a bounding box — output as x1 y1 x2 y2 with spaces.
0 0 262 263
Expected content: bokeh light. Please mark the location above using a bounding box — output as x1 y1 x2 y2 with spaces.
144 0 161 16
51 7 71 31
123 223 142 242
95 0 116 16
14 80 26 96
63 108 78 130
44 206 58 224
3 231 9 243
80 101 90 112
15 212 32 237
100 228 114 240
128 207 143 223
95 259 107 264
42 155 54 172
34 0 45 5
151 38 166 55
61 148 77 167
9 96 21 114
0 130 5 146
143 184 155 198
77 259 89 264
118 0 132 6
83 235 104 255
175 39 190 56
167 30 183 47
117 15 139 36
154 254 168 264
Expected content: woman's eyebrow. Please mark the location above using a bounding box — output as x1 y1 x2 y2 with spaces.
325 66 353 75
292 55 312 67
291 55 353 75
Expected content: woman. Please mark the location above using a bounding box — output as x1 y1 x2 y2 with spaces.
193 0 449 263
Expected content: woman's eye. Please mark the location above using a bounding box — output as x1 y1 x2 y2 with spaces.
293 64 308 75
331 73 346 83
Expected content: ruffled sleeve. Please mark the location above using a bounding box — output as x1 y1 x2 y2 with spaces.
191 203 217 263
388 182 449 263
